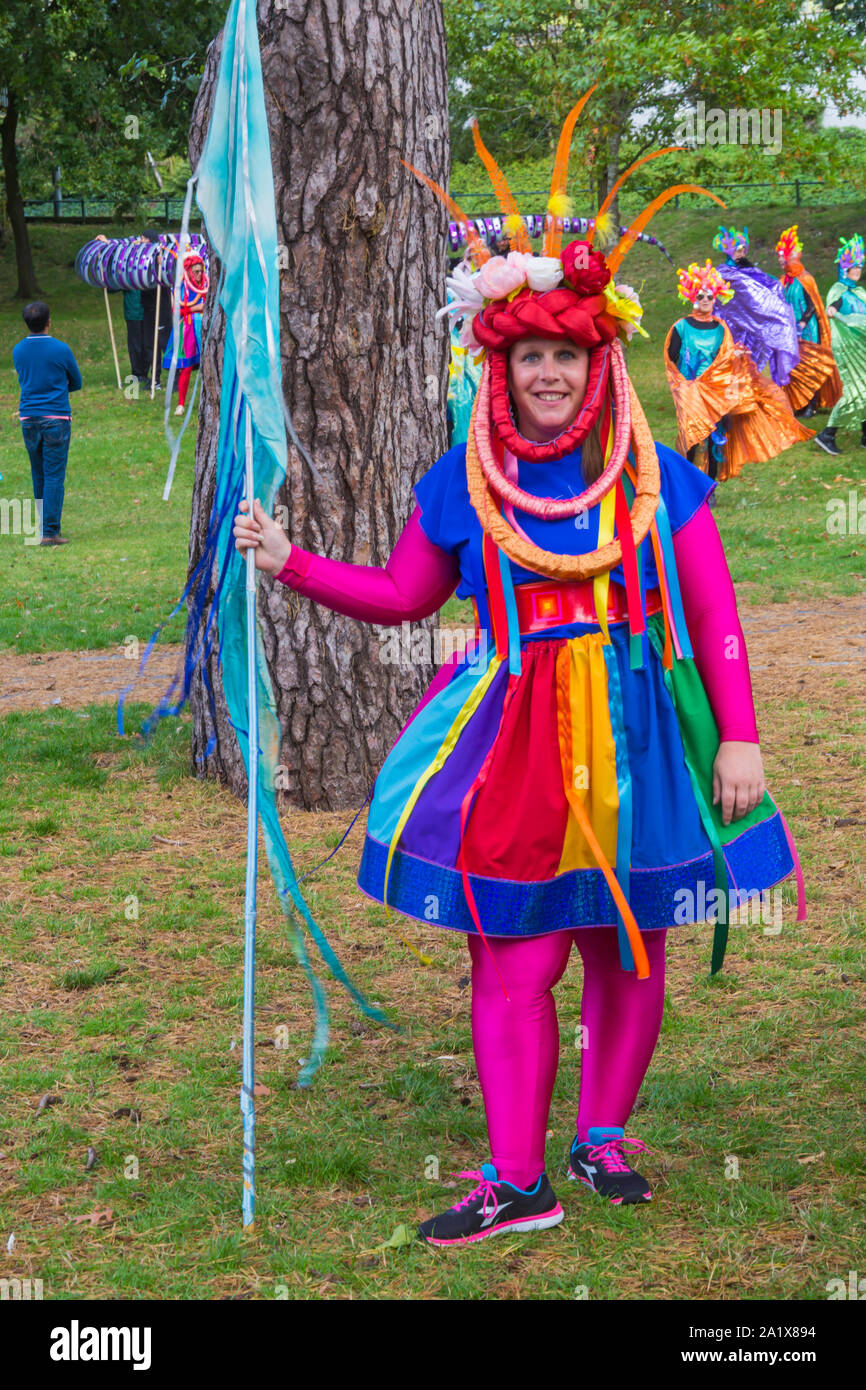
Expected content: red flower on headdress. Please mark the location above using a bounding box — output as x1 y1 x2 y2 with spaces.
561 240 611 296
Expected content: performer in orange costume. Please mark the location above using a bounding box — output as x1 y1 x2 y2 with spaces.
775 225 842 420
665 261 813 481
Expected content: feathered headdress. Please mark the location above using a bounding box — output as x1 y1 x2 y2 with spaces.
836 234 865 277
712 225 748 259
775 225 803 264
677 260 733 306
403 88 724 357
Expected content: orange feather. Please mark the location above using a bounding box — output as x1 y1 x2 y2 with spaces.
605 185 727 274
401 158 491 265
544 85 597 259
590 147 685 246
470 121 531 253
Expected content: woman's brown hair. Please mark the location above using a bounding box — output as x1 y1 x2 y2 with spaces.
580 417 605 482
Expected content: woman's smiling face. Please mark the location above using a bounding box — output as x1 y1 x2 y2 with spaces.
507 336 589 442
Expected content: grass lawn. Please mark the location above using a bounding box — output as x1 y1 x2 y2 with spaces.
0 223 195 655
0 209 863 1300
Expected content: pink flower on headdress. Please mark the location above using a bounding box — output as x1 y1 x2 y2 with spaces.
475 252 527 301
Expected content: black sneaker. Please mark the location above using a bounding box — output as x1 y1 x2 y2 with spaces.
418 1164 564 1247
815 429 841 456
568 1127 652 1205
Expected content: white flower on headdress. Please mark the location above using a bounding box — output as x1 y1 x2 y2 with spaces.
435 263 485 324
458 315 483 351
522 255 564 293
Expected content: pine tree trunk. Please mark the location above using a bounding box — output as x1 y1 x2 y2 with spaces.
0 94 41 300
187 0 450 810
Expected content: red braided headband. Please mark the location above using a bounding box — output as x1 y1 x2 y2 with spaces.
472 285 618 352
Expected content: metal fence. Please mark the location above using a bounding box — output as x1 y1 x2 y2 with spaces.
22 177 864 223
22 194 194 222
451 179 865 212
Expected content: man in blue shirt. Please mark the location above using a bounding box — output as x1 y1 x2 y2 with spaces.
12 301 83 545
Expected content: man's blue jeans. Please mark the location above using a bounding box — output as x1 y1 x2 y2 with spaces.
21 418 71 538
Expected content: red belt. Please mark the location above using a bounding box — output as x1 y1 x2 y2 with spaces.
474 579 662 635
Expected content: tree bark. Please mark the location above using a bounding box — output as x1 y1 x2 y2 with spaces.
0 93 40 299
188 0 451 810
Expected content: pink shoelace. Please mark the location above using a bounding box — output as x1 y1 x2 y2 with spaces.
584 1136 648 1175
450 1169 499 1217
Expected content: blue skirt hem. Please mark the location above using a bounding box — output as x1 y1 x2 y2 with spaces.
356 808 795 937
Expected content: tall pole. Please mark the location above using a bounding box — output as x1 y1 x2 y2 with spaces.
241 404 259 1230
103 287 122 390
151 251 163 400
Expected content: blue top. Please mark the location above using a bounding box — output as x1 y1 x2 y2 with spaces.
414 440 714 612
12 334 83 417
673 317 724 379
783 279 818 343
830 278 866 316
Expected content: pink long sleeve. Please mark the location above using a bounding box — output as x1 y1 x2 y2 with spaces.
674 502 759 744
274 505 459 623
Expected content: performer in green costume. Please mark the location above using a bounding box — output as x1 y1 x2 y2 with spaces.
815 235 866 456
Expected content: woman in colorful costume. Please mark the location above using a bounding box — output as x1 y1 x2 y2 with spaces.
234 96 804 1247
712 225 800 387
665 261 813 481
162 251 208 416
776 225 842 421
814 235 866 456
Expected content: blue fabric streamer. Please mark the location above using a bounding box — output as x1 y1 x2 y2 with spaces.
123 0 387 1097
497 536 523 678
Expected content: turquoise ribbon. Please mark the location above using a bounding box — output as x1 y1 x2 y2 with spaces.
647 623 730 973
497 529 523 677
621 470 646 672
653 492 694 662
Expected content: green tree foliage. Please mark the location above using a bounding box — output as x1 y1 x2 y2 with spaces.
0 0 224 294
444 0 866 209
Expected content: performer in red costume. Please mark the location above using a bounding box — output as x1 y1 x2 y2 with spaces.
163 251 208 415
234 95 804 1247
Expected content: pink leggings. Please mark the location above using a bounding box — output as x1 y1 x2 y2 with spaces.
469 927 667 1187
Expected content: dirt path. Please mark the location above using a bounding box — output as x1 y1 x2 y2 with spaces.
736 591 865 693
0 591 863 715
0 644 184 713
